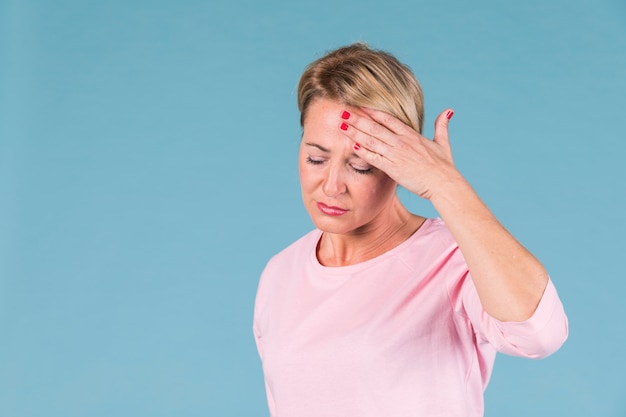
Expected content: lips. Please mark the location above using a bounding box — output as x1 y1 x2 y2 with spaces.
316 202 348 216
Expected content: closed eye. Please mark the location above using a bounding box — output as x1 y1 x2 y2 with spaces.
306 156 372 174
306 156 324 165
351 164 373 175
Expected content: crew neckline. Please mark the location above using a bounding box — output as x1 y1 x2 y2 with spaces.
308 217 438 276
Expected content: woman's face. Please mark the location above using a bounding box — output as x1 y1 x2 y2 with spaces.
299 99 398 235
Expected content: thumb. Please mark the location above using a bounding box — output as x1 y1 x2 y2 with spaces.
433 109 454 150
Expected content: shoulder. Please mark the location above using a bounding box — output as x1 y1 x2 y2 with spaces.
262 229 321 274
419 217 455 243
402 217 460 258
255 229 320 315
395 217 469 286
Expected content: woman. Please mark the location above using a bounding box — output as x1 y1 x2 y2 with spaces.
253 43 568 417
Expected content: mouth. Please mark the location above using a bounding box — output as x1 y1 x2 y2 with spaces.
316 202 348 216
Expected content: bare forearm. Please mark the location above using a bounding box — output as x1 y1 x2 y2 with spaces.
431 174 549 322
341 106 550 321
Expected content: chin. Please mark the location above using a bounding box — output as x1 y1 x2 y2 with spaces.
308 214 355 235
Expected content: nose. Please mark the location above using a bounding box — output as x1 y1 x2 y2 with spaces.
322 164 347 197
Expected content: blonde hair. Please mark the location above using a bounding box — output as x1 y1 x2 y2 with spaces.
297 43 424 133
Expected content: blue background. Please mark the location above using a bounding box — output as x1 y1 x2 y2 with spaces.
1 0 625 416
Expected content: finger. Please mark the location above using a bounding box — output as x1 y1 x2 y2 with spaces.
340 118 392 157
351 141 389 172
433 109 454 151
359 107 415 136
340 109 399 148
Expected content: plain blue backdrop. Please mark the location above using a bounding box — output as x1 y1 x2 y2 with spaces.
1 0 625 416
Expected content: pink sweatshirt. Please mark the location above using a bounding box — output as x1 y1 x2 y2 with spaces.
253 218 568 417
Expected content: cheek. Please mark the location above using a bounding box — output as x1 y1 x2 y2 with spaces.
363 177 396 205
298 161 316 191
298 153 307 183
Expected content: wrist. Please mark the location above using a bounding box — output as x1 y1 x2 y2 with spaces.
429 172 474 209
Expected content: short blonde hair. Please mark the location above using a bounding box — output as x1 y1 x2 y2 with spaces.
297 43 424 133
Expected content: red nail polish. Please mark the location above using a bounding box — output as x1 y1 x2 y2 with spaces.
340 122 349 131
353 143 361 151
446 110 454 120
341 111 350 120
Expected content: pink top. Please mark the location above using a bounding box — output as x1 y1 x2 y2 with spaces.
253 218 568 417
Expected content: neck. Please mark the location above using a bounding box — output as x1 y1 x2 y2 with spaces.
317 198 425 267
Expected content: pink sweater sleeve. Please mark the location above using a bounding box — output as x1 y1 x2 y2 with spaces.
461 277 569 359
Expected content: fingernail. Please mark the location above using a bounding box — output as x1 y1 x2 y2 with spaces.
446 110 454 120
353 143 361 151
341 111 351 120
340 122 349 131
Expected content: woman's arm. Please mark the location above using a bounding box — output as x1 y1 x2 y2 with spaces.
429 171 548 322
342 108 548 322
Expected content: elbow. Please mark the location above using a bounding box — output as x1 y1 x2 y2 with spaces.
497 302 569 359
527 314 569 360
541 314 569 359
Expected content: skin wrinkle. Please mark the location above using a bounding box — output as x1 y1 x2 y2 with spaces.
299 99 424 267
254 44 568 417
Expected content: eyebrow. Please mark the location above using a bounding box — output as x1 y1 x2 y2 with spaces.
304 142 330 152
304 142 363 159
